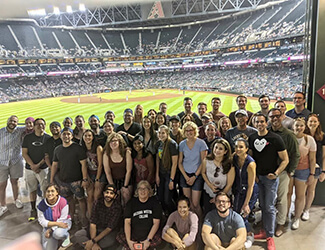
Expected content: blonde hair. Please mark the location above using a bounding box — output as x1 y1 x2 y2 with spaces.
182 121 199 138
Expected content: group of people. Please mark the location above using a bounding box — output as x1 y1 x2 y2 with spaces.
0 91 324 250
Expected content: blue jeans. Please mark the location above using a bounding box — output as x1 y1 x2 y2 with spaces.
258 175 279 238
157 172 176 214
233 183 259 232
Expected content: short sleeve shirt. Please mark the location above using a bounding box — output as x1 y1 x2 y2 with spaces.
179 138 208 173
249 131 286 175
155 139 178 175
204 209 245 243
296 135 317 170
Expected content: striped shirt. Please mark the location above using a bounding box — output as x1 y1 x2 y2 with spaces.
0 126 25 166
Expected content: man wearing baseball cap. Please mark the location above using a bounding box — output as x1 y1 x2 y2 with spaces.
74 184 122 249
116 108 141 142
225 109 257 150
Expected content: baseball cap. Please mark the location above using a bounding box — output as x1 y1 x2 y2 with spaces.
169 115 180 122
235 109 248 117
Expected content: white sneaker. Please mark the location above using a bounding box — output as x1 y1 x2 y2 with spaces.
0 206 8 217
291 218 300 230
301 210 309 221
244 234 254 249
61 234 71 248
15 199 23 209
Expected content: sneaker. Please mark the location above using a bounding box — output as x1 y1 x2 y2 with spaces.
244 234 254 249
0 206 8 217
15 199 23 209
254 229 267 239
28 209 37 222
301 210 309 221
61 234 71 248
291 218 299 230
266 237 276 250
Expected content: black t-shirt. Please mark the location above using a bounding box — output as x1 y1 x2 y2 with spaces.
177 111 202 127
22 133 51 170
155 139 178 175
53 143 87 183
95 129 107 147
116 122 142 136
44 137 62 164
124 196 162 241
249 131 286 175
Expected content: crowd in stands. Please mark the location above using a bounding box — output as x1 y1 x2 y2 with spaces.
1 91 324 250
0 0 305 58
0 65 303 102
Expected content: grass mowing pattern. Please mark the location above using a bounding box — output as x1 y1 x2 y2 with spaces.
0 89 293 131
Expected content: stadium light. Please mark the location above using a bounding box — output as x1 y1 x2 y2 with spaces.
66 5 73 13
53 7 60 15
27 8 46 16
79 3 86 12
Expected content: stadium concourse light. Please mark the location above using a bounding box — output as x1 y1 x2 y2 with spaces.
53 7 60 15
27 8 46 17
79 3 86 12
66 5 73 13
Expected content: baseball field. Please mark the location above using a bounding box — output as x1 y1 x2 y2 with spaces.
0 89 293 131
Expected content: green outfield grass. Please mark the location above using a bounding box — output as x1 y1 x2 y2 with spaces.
0 89 293 131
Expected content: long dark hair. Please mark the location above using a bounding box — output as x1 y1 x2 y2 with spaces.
132 135 149 159
158 125 173 171
206 139 232 174
80 129 99 154
139 115 158 144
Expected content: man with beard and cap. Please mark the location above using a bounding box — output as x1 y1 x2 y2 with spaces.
202 192 246 250
116 108 141 143
22 118 51 221
74 184 122 249
88 114 106 147
44 122 62 182
0 115 26 216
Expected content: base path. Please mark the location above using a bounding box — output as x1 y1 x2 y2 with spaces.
61 92 183 103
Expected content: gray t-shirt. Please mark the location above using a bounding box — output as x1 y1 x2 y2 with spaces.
225 126 257 150
203 209 245 243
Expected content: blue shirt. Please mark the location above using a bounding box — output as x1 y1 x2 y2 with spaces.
285 108 311 121
179 138 208 173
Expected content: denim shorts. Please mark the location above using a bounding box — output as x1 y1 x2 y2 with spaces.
293 169 310 182
180 173 203 191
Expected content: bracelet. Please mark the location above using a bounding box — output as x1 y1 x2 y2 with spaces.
123 185 129 188
274 173 278 177
95 178 99 182
92 238 97 244
322 171 325 173
310 173 315 176
146 238 152 243
169 178 174 182
82 178 88 182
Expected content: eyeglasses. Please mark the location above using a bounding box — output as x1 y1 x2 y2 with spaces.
138 187 149 191
269 115 281 119
185 129 194 132
110 139 119 143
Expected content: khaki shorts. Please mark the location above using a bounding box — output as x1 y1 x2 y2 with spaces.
0 160 24 183
24 168 48 194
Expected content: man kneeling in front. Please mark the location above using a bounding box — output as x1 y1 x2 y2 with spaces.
202 192 246 250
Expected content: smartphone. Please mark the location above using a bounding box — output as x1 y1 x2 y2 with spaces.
133 243 144 250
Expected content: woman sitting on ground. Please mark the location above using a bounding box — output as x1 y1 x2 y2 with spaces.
116 180 162 250
162 196 198 250
37 184 71 250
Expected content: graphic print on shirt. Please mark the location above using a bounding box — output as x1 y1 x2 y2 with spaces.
254 138 267 152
